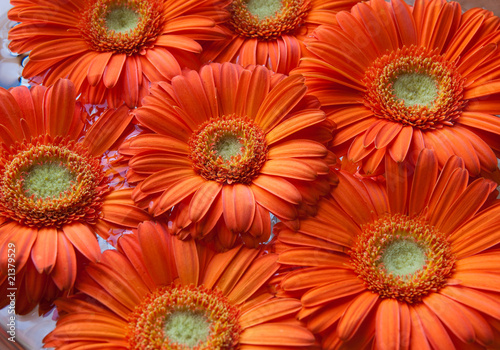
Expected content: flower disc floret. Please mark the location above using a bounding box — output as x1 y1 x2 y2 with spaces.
0 136 107 228
350 214 455 304
188 115 268 184
126 284 241 349
80 0 164 54
229 0 310 39
364 46 466 129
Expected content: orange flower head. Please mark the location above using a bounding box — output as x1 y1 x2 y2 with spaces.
43 222 317 349
127 284 241 349
275 149 500 349
80 0 164 55
0 79 150 315
120 62 335 249
229 0 310 40
189 115 268 184
351 214 455 304
8 0 229 107
0 136 106 228
200 0 358 74
295 0 500 177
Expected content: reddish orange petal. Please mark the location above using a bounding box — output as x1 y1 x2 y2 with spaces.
337 291 379 341
260 159 317 181
101 203 151 228
244 65 270 120
239 324 315 346
388 125 413 162
239 298 302 329
29 38 89 60
222 184 256 233
87 52 113 86
51 233 77 290
278 248 350 268
228 254 279 304
250 184 297 221
440 286 500 320
31 227 57 274
0 224 37 274
45 78 77 136
102 54 127 89
376 299 400 350
459 111 500 135
385 155 409 214
412 303 455 349
189 181 223 222
408 306 432 350
302 277 365 307
83 105 133 156
408 148 439 216
154 175 204 215
171 236 199 285
266 109 326 145
252 175 301 205
62 223 100 262
423 292 475 344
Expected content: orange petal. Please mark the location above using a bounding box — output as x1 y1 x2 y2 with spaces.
440 286 500 320
239 324 315 346
51 233 77 290
83 105 133 156
244 65 270 120
155 34 201 52
45 78 77 136
408 306 432 350
423 292 475 344
337 291 379 341
121 134 189 155
376 299 400 350
87 52 113 86
101 203 151 228
228 254 279 304
31 227 57 274
408 149 438 216
252 175 301 205
255 75 306 131
385 155 409 214
266 109 326 145
278 248 351 268
250 184 297 220
137 221 174 285
62 223 100 262
388 125 413 162
260 158 317 181
412 303 455 349
171 237 199 285
154 176 204 215
189 181 223 222
222 184 256 233
102 53 127 89
29 38 89 60
239 298 302 329
302 277 365 307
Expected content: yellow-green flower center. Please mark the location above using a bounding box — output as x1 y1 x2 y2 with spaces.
105 6 140 33
126 284 241 349
392 73 438 108
23 162 76 199
246 0 283 19
381 238 426 278
364 46 466 129
80 0 164 54
0 136 106 228
350 214 455 303
229 0 310 39
164 310 211 347
188 115 268 184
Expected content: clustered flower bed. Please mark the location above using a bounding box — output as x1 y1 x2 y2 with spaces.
1 0 500 349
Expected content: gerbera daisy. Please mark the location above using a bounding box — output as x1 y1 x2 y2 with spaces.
43 220 317 349
0 79 150 315
8 0 230 108
275 149 500 349
119 62 335 249
294 0 500 177
200 0 359 74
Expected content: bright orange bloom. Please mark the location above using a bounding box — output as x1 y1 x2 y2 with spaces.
8 0 229 108
43 221 317 349
0 79 150 315
294 0 500 177
119 62 335 249
275 149 500 349
200 0 359 74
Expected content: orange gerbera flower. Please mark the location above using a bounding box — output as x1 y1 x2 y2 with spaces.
200 0 358 74
294 0 500 177
8 0 229 108
275 149 500 349
119 62 335 249
0 79 150 315
43 221 317 349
